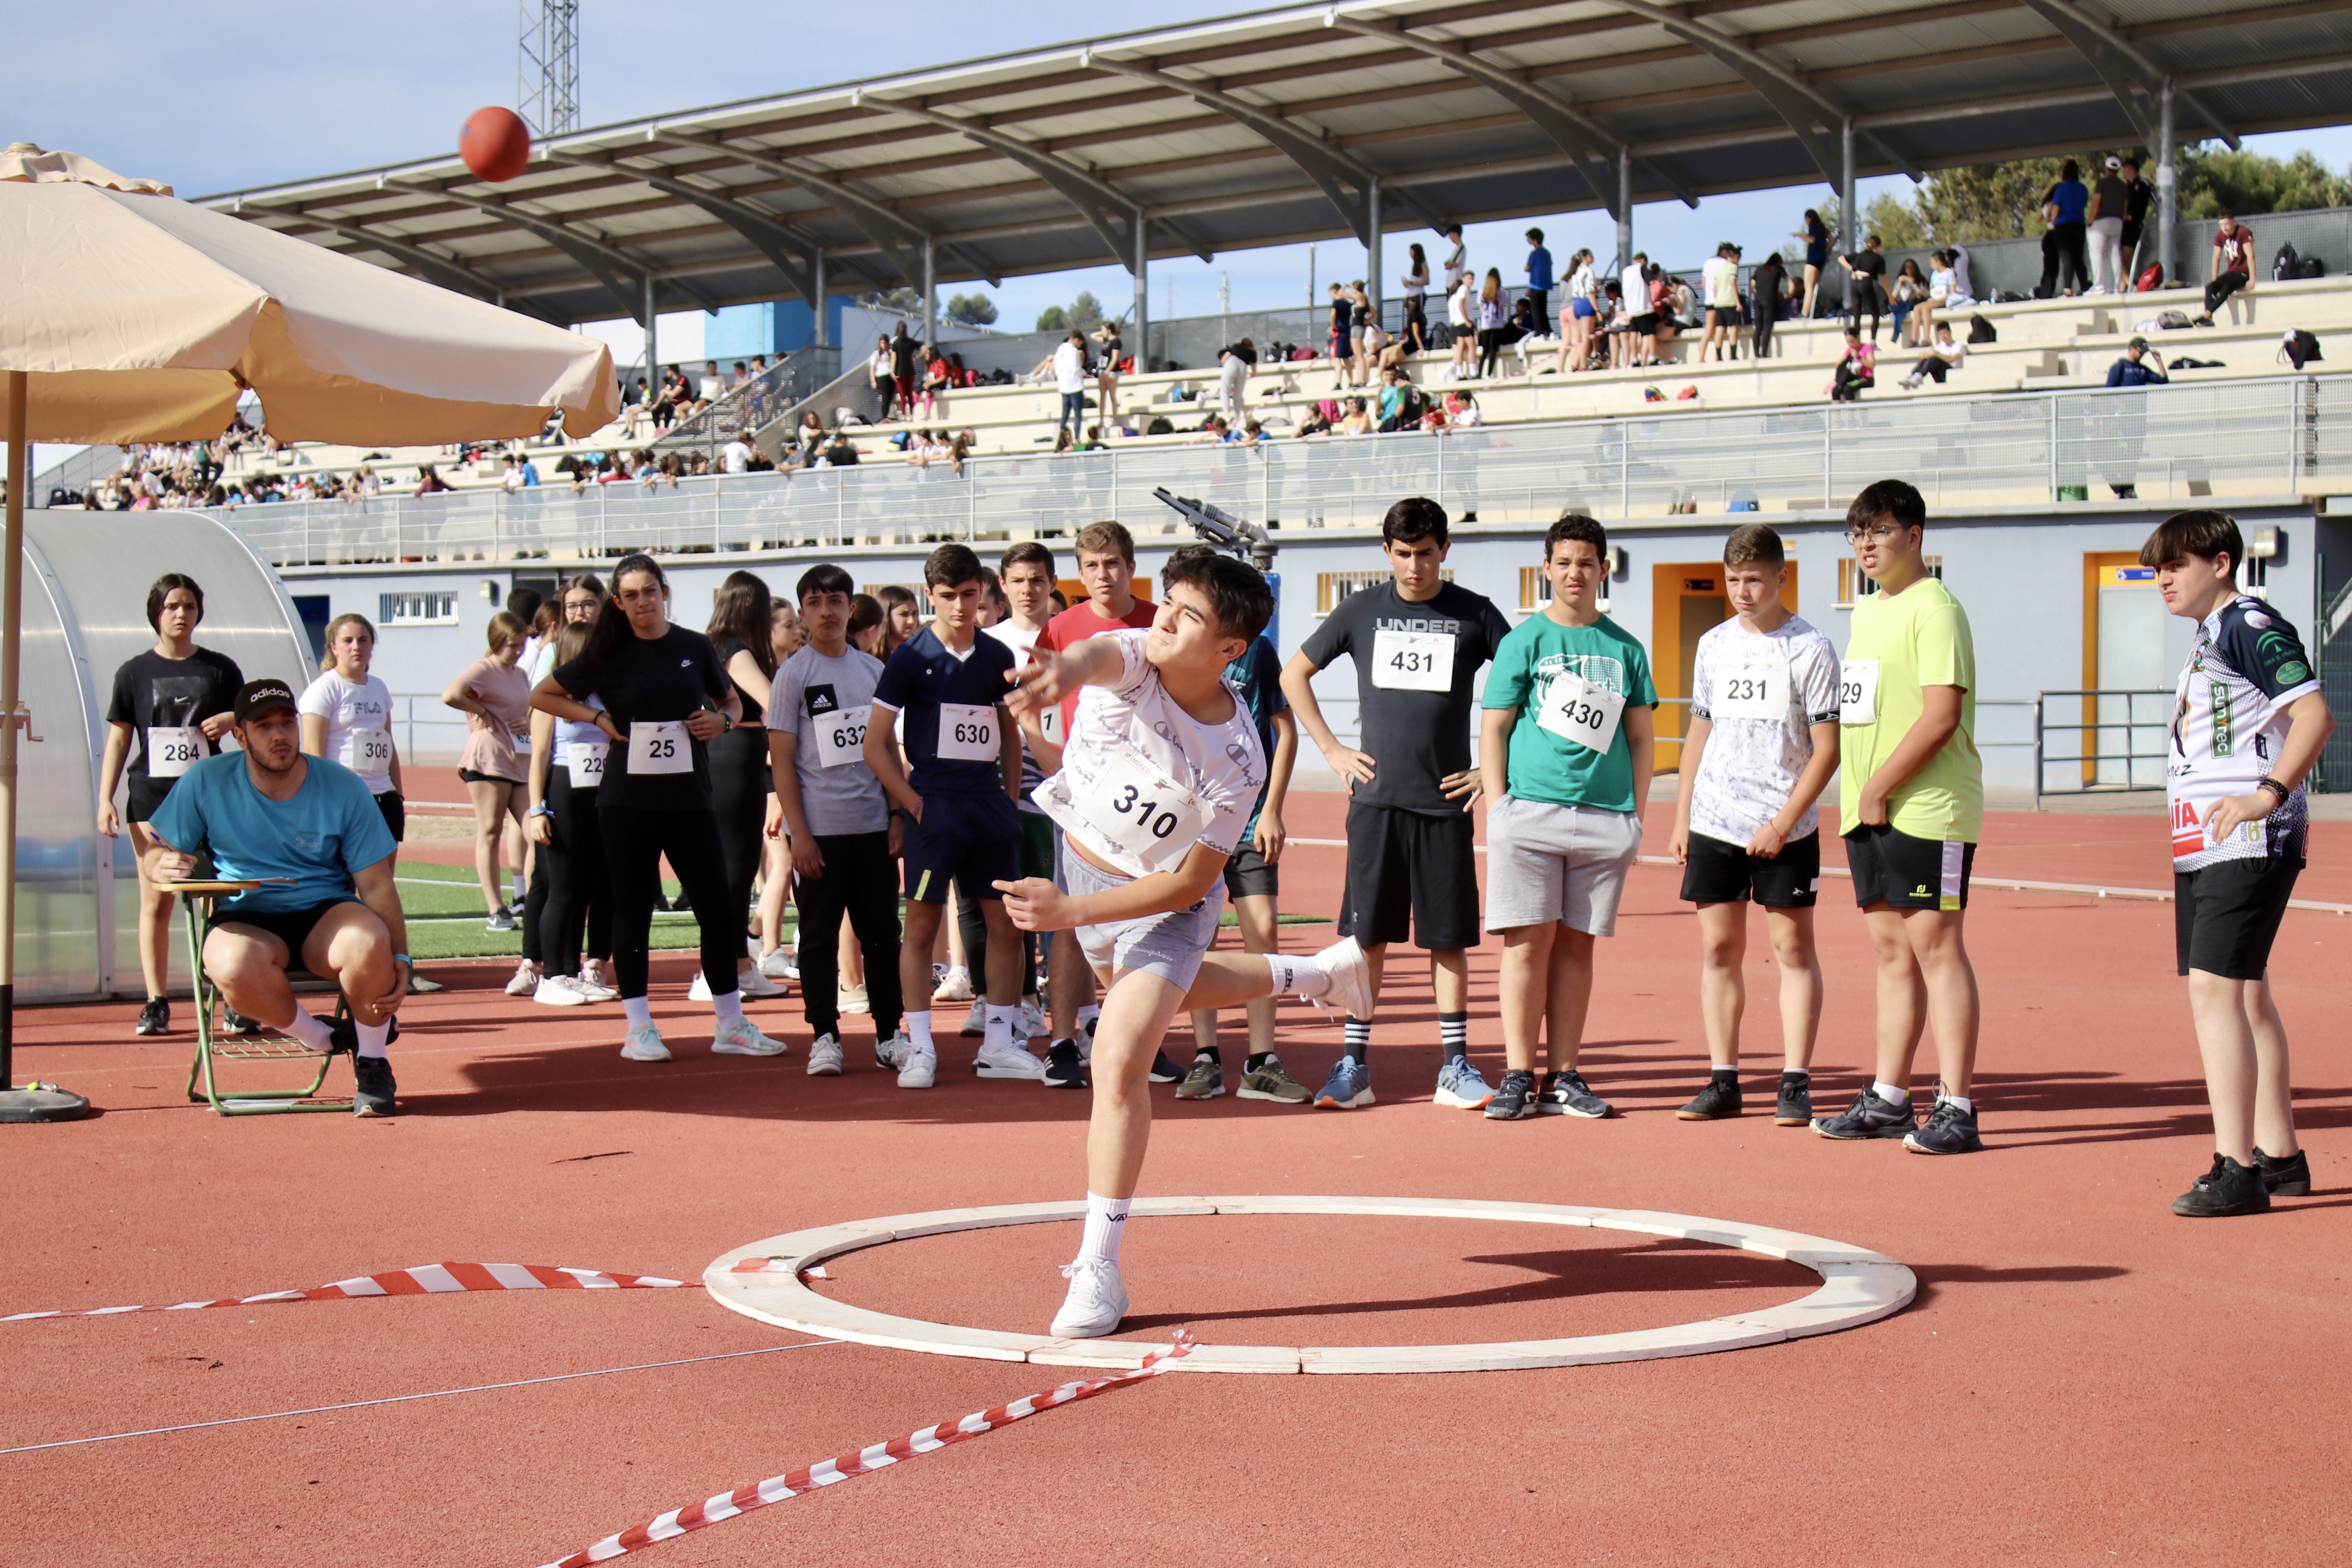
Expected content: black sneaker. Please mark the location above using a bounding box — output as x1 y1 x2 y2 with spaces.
1043 1040 1087 1090
1677 1076 1742 1121
1483 1069 1539 1121
2172 1154 2270 1217
1903 1097 1984 1155
1775 1076 1813 1127
351 1054 398 1118
220 1006 264 1038
134 997 169 1037
1812 1089 1915 1140
1536 1070 1612 1118
1147 1048 1184 1084
2253 1146 2312 1197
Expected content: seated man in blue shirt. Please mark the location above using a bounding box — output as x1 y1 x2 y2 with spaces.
146 678 413 1116
2106 337 2169 388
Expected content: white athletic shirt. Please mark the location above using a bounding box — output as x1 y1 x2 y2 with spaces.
2169 594 2318 870
1566 262 1597 302
296 669 396 795
1686 615 1841 845
984 619 1050 814
1035 628 1266 877
1054 341 1087 394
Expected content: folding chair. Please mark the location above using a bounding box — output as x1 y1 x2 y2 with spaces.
162 881 351 1116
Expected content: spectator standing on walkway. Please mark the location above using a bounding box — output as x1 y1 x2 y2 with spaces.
890 325 919 419
1475 269 1508 380
1840 235 1888 341
1700 243 1742 362
2037 161 2091 298
1750 250 1788 360
1522 228 1554 332
1219 338 1257 425
2200 214 2255 322
2119 159 2154 282
868 335 895 421
1402 243 1430 352
2089 155 2131 294
1796 208 1830 318
1439 224 1467 300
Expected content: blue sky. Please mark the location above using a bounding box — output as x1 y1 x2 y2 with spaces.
11 1 2351 468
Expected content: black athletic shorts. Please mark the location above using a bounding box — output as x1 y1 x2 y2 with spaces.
1340 801 1481 950
903 790 1020 904
1680 828 1821 909
206 897 357 963
1845 824 1974 911
125 774 175 826
1224 839 1278 902
2176 855 2302 979
374 790 406 845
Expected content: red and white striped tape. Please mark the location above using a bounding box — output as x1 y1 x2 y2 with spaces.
539 1331 1196 1567
2 1263 691 1322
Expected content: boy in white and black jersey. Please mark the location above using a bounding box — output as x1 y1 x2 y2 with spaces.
2146 511 2335 1217
1668 525 1842 1127
997 551 1373 1340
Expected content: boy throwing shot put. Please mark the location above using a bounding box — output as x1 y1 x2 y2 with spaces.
2147 510 2333 1216
1478 514 1657 1121
997 550 1373 1337
1811 479 1987 1155
1669 525 1841 1125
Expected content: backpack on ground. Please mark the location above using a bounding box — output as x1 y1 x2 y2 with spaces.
2273 243 2301 282
2280 329 2323 370
2158 309 2193 330
2134 263 2165 292
2298 254 2327 279
1145 415 1174 435
1967 313 1997 344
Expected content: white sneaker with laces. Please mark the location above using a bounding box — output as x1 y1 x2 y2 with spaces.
1306 936 1376 1023
1050 1258 1129 1339
933 966 974 1003
574 962 618 1001
758 948 798 982
959 999 988 1037
737 967 788 999
620 1025 671 1062
897 1048 937 1089
711 1018 788 1057
876 1030 913 1070
974 1043 1047 1079
533 974 593 1007
687 971 714 1002
806 1033 844 1076
505 959 542 997
1020 997 1047 1039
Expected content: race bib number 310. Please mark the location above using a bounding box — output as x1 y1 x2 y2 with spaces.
935 702 998 762
1073 748 1210 871
626 720 692 775
1535 671 1625 754
1371 627 1456 692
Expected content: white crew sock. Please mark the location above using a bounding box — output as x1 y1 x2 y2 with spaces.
354 1019 391 1059
1940 1093 1975 1114
1076 1002 1100 1035
1265 953 1334 999
1077 1192 1131 1266
1871 1080 1909 1106
710 988 744 1026
985 1003 1020 1053
281 1004 335 1053
906 1010 935 1056
622 995 654 1030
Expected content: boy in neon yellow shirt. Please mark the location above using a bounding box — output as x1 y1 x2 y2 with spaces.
1812 479 1986 1154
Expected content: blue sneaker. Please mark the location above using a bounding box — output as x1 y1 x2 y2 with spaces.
1433 1055 1494 1110
1314 1056 1375 1109
1812 1088 1916 1141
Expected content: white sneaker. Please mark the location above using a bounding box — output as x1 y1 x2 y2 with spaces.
974 1042 1047 1079
876 1030 913 1070
1020 997 1047 1039
505 959 543 997
737 966 788 999
959 999 988 1037
933 965 974 1003
897 1048 937 1089
1306 936 1376 1023
839 984 871 1015
687 971 713 1002
533 974 593 1007
711 1018 788 1057
806 1033 844 1076
759 947 798 982
1050 1257 1129 1339
574 962 618 1001
620 1025 672 1062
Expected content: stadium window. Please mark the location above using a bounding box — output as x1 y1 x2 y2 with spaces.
1836 555 1941 609
1316 569 1451 616
379 590 458 626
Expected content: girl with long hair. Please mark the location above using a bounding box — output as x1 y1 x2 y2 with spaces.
1401 243 1430 352
521 620 620 1004
1476 268 1508 380
442 610 532 930
701 570 789 1004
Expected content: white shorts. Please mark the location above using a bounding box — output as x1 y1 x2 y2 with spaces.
1059 837 1225 989
1484 796 1643 937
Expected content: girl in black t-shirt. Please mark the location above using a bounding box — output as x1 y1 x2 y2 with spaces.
533 553 786 1063
99 574 243 1037
705 570 786 1005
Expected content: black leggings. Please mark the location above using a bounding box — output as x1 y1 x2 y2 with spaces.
1476 328 1504 378
1753 311 1778 360
708 729 769 962
1910 355 1951 384
542 770 614 974
2039 224 2089 296
599 805 737 1001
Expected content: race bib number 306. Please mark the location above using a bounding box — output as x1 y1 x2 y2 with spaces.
1371 627 1456 692
1839 659 1881 725
340 727 393 772
626 719 692 775
935 702 998 762
1535 671 1625 754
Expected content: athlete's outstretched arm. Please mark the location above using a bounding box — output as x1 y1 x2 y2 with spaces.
1004 636 1124 720
994 842 1230 933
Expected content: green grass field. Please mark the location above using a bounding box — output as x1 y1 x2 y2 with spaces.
394 863 1327 963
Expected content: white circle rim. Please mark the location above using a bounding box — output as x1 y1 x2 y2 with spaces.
705 1196 1915 1375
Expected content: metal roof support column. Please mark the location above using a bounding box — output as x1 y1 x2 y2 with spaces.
1840 118 1857 256
922 238 936 349
1367 176 1383 321
812 249 828 348
1132 208 1149 371
1615 146 1632 275
2157 80 2177 290
645 272 659 384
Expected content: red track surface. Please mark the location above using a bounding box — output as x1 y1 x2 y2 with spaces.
6 788 2348 1565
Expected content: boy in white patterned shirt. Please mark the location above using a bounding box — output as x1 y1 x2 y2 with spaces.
1668 525 1843 1126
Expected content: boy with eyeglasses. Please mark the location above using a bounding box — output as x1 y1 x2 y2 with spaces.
1811 479 1986 1154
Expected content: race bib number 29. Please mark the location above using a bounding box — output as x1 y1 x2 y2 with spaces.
1839 659 1880 725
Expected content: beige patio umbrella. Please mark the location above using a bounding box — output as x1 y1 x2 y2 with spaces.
0 142 621 1119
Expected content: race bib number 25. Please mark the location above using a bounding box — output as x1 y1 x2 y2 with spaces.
626 720 692 775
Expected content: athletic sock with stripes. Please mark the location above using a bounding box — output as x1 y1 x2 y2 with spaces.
1438 1011 1469 1062
1344 1018 1373 1064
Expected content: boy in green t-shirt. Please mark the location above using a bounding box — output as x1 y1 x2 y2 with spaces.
1812 479 1987 1155
1478 514 1658 1121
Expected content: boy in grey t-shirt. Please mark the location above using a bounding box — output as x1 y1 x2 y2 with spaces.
767 564 909 1076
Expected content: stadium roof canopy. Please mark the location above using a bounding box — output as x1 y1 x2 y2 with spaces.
201 0 2352 328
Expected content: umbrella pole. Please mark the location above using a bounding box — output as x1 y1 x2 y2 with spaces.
0 371 92 1122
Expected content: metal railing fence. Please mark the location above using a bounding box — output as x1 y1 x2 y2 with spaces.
2032 688 2176 806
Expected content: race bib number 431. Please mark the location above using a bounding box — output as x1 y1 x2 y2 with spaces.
1371 627 1456 692
1535 670 1625 754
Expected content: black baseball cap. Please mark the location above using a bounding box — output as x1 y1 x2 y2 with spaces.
233 678 298 723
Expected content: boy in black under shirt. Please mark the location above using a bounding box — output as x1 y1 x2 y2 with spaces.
1282 497 1515 1112
867 544 1040 1089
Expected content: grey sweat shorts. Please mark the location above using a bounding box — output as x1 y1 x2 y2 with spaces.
1060 835 1226 989
1483 795 1644 937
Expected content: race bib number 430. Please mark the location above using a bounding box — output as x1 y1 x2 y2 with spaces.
1535 671 1625 754
1371 627 1456 692
935 702 999 762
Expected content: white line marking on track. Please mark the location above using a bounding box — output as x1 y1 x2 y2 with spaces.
0 1340 842 1456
